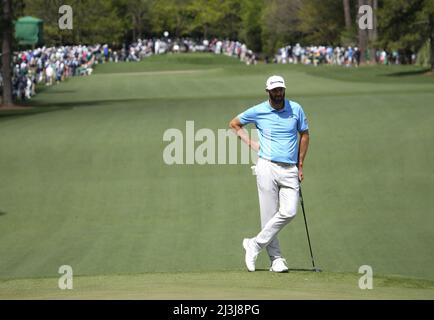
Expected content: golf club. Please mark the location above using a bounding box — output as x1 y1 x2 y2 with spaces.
299 185 322 272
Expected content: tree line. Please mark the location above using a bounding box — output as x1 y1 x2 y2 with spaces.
2 0 434 106
4 0 434 58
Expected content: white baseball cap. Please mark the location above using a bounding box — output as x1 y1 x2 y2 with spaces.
266 75 286 90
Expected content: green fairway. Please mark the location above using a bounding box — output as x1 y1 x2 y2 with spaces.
1 271 434 300
1 53 433 299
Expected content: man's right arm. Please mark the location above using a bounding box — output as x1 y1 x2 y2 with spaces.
229 117 260 152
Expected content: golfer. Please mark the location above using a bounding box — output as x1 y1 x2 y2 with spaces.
229 75 310 272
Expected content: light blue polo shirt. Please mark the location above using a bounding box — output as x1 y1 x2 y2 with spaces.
238 99 309 164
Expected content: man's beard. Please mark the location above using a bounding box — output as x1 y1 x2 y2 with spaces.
270 92 285 105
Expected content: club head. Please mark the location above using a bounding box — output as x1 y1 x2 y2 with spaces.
313 268 322 272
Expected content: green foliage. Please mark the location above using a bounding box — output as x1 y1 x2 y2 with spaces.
188 0 225 38
298 0 346 46
239 0 264 52
261 0 303 55
20 0 126 46
416 40 431 67
16 0 269 51
377 0 428 51
112 0 153 41
7 0 431 64
260 0 349 55
150 0 193 37
76 0 125 45
340 29 358 47
215 0 242 40
21 0 72 45
149 0 242 39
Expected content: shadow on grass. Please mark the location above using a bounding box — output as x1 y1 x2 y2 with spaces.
255 268 322 273
384 68 432 77
43 90 78 94
0 98 147 122
0 210 6 216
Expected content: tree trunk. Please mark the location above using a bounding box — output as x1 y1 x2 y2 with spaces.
132 15 137 42
429 13 434 72
137 14 143 40
368 0 378 64
343 0 352 30
203 24 208 41
1 0 14 107
357 0 369 65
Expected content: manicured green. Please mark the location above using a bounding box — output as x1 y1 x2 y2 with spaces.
1 271 434 300
1 54 433 299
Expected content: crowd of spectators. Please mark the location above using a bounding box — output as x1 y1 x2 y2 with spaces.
6 38 256 102
4 39 417 102
9 45 99 101
272 44 414 67
109 37 258 65
272 44 360 66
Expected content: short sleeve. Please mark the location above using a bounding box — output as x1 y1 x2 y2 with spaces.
297 106 309 132
238 106 258 126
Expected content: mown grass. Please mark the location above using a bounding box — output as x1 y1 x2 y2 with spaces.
1 53 433 299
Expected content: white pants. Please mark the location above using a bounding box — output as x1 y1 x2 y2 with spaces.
254 157 299 260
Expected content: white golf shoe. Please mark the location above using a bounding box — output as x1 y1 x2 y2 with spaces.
242 238 260 272
269 257 289 273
